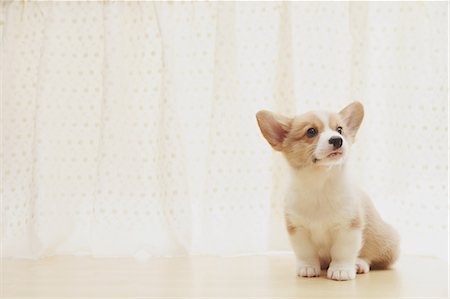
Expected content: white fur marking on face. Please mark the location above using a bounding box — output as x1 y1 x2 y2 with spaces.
312 111 346 164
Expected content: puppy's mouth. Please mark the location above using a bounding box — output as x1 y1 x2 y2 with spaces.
327 151 343 158
313 151 343 163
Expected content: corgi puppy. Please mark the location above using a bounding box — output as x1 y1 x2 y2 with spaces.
256 102 399 281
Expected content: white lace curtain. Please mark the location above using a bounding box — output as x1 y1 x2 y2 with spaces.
2 2 448 259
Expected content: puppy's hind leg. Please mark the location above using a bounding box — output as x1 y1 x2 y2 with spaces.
355 257 370 274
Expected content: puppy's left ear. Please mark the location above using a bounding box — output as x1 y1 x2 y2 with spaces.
339 101 364 139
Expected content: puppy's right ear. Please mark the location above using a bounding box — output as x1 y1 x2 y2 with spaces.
256 110 292 151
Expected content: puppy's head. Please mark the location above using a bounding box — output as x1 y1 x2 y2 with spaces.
256 102 364 168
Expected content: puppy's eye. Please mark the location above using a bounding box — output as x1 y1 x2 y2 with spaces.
337 126 343 134
306 128 317 138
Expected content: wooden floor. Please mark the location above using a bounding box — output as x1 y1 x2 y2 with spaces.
2 254 448 298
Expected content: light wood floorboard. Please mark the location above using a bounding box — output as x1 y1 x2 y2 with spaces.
2 255 448 298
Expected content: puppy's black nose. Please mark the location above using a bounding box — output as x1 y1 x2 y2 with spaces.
328 136 343 149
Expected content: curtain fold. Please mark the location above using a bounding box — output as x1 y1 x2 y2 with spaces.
2 2 448 259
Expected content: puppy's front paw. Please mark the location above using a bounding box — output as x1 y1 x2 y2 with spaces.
296 261 321 277
327 264 356 281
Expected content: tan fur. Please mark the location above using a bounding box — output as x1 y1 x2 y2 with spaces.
256 111 292 151
285 216 297 235
350 216 363 229
329 109 357 144
339 101 364 141
286 113 324 144
328 114 340 132
256 102 399 280
359 192 400 269
282 113 326 168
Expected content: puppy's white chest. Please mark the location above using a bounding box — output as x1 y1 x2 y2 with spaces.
285 184 357 251
309 224 330 243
